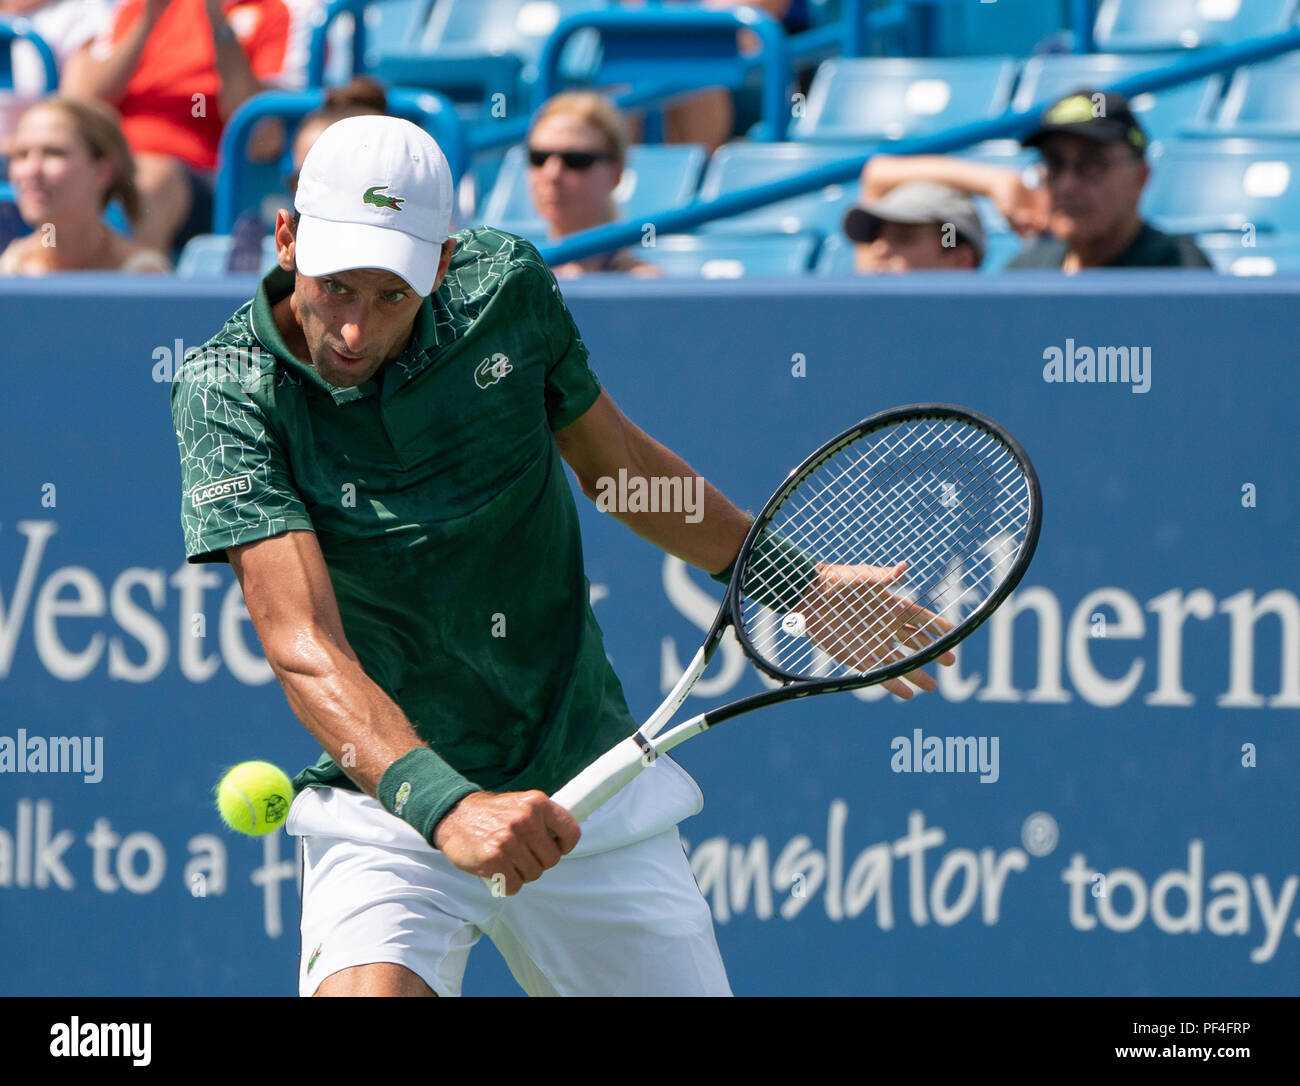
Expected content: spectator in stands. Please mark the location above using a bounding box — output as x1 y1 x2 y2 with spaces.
0 0 111 147
657 0 805 152
527 92 659 278
844 180 984 273
857 91 1211 272
61 0 293 255
222 75 390 274
286 75 389 198
0 95 170 273
1010 91 1210 270
655 0 806 154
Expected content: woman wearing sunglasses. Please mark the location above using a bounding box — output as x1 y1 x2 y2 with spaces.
526 93 660 278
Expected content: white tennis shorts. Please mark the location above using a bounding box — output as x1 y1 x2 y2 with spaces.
285 755 731 997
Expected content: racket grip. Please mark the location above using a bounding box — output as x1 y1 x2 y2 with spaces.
550 736 654 824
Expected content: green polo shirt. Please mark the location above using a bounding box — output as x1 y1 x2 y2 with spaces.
170 226 638 834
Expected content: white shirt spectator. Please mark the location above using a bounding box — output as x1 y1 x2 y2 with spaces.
1 0 111 144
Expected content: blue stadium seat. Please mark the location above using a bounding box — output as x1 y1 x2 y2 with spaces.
370 0 606 103
814 231 855 276
697 142 866 235
1093 0 1299 52
1143 138 1300 234
1195 230 1300 274
791 57 1018 142
1200 53 1300 137
920 0 1072 58
176 235 279 278
478 143 707 235
1012 53 1222 145
638 233 819 278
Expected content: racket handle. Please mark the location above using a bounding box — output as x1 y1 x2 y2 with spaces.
550 735 655 824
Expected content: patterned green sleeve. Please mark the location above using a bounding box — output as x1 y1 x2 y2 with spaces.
170 358 315 564
520 261 602 431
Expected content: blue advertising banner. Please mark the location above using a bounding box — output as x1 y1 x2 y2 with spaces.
1 272 1296 996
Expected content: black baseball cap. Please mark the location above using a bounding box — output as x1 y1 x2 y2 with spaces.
1021 90 1148 156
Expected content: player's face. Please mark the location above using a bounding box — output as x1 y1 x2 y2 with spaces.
275 214 456 388
291 267 425 387
854 221 975 273
526 114 622 237
1039 133 1149 247
8 106 112 226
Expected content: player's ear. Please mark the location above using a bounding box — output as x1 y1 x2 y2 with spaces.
274 209 296 273
430 237 457 292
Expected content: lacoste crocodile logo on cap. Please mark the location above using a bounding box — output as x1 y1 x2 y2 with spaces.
363 185 404 211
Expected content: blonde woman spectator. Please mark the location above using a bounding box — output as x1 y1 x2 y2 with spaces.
61 0 292 254
527 92 659 277
0 95 169 272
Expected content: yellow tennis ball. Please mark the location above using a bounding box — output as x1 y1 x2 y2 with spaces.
215 761 294 836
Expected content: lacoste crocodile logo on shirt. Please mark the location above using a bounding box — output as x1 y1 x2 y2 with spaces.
475 353 513 389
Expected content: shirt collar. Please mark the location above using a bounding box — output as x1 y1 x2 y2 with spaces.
249 265 447 405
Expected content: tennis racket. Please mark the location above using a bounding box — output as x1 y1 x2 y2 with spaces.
551 402 1042 824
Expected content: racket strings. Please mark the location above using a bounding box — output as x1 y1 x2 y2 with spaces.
749 478 1026 675
755 470 1023 673
745 421 999 614
753 470 1029 675
738 418 1033 680
766 454 1029 674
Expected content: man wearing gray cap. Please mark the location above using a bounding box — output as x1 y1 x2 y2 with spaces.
843 180 985 273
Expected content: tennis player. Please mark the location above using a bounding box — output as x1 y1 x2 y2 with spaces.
171 116 948 997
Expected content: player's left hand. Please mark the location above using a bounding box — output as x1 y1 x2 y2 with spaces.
797 561 955 699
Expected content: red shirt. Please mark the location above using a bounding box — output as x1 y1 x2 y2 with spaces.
98 0 290 170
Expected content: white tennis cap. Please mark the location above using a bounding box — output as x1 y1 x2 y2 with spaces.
293 115 454 296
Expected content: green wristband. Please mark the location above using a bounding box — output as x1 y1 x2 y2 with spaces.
742 531 821 614
377 748 480 848
710 554 739 588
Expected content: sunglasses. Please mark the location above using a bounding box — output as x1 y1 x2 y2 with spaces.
1039 149 1138 183
527 148 612 170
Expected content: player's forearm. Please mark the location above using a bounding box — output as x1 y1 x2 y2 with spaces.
588 432 751 576
268 640 480 836
271 644 423 794
862 154 1012 201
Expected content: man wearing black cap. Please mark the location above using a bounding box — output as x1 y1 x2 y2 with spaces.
1007 89 1210 271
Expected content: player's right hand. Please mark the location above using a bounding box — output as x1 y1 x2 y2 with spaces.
433 790 581 896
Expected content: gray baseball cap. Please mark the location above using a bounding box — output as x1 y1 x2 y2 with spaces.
844 181 986 262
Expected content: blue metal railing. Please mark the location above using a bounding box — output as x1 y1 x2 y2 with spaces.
537 24 1300 266
302 1 918 156
0 17 58 92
